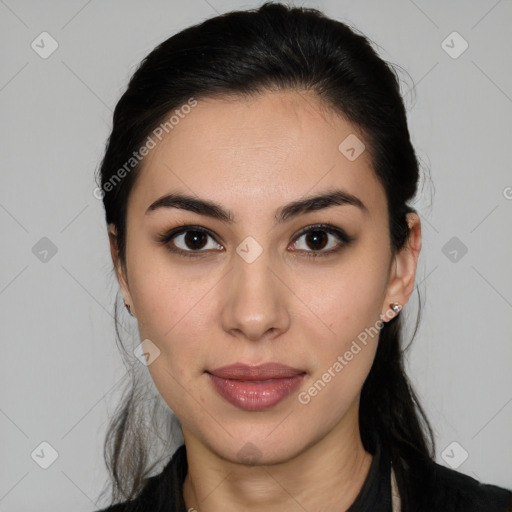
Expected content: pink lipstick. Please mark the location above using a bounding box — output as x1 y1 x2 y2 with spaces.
207 363 306 411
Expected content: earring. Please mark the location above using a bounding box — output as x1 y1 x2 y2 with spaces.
390 302 402 314
125 302 133 316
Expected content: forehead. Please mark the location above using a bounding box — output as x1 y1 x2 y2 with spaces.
129 90 386 221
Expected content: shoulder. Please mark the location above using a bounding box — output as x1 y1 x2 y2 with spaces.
413 457 512 512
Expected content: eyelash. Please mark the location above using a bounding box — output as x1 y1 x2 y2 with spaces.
156 223 354 260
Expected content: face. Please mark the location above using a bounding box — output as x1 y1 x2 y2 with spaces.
110 90 420 465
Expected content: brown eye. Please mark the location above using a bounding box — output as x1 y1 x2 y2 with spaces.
182 231 209 250
158 223 353 259
171 229 223 253
303 230 329 251
158 226 223 257
290 224 353 258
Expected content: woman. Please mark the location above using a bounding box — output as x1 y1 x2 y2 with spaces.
94 3 512 511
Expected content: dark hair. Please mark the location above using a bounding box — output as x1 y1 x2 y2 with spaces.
96 2 435 510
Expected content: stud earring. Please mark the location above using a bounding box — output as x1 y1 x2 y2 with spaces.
390 302 402 314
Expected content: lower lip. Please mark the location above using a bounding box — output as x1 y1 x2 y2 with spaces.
208 373 306 411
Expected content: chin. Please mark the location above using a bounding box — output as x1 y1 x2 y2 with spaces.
199 426 314 467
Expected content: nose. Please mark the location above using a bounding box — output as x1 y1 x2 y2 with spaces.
220 247 291 343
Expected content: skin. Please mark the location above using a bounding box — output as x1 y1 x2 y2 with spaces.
108 89 421 511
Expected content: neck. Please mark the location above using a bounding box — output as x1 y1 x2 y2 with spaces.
182 403 373 512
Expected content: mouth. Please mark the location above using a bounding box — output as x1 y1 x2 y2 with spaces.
206 363 306 411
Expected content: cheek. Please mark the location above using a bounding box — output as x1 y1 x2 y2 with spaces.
130 262 213 422
126 249 224 394
290 253 388 350
294 287 382 430
132 266 213 361
290 253 388 410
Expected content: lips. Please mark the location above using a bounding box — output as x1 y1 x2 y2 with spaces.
207 363 306 411
209 362 305 380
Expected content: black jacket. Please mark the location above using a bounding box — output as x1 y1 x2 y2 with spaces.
95 441 512 512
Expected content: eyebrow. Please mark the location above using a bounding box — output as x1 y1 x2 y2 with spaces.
145 188 368 223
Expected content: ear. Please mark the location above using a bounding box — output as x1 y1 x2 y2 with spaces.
381 212 421 321
108 224 135 316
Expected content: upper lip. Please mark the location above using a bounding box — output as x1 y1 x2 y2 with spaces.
208 363 306 381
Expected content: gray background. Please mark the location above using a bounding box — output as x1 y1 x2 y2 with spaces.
1 0 511 510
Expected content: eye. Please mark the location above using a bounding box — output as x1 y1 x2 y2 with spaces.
157 223 353 259
289 224 353 258
157 226 223 258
